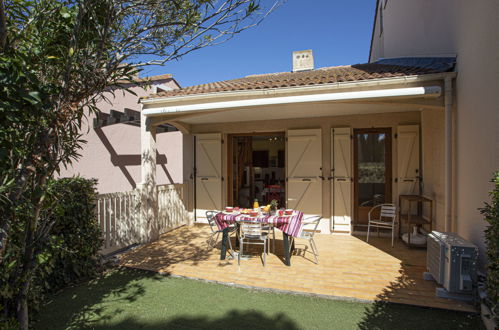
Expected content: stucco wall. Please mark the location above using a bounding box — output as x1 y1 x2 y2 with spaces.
369 2 384 62
369 0 458 62
188 110 426 233
454 0 499 261
421 109 445 231
370 0 499 263
59 79 184 194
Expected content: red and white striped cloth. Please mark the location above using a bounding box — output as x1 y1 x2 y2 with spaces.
214 211 304 238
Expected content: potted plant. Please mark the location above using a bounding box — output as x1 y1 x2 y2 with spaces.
270 199 279 216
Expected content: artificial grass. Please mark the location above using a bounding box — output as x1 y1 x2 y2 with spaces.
36 268 483 330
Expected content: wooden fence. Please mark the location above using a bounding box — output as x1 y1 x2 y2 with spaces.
96 183 189 254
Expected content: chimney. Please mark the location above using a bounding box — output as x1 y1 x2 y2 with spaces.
292 50 314 72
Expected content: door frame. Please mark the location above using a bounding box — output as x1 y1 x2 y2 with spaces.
226 132 285 206
353 127 393 228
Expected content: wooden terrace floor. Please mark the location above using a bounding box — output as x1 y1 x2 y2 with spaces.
119 224 475 313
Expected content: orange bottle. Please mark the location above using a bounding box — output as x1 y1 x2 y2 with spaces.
253 199 259 210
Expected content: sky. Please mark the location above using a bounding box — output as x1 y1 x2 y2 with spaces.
139 0 377 88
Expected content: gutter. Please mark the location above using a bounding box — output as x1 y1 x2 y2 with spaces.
142 86 442 117
444 77 453 232
141 72 455 106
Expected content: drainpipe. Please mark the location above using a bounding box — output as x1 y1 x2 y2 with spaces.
444 77 453 232
193 135 197 222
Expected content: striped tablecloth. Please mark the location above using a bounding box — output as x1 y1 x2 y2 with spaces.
214 211 305 238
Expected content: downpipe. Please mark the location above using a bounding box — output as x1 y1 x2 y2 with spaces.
444 77 453 232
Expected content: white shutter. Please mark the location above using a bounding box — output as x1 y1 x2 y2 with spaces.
286 129 322 215
195 133 222 221
397 125 420 196
331 127 352 233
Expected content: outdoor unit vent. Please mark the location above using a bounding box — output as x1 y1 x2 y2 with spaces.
292 50 314 72
426 231 478 294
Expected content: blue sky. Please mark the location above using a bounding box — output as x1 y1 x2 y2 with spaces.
139 0 377 87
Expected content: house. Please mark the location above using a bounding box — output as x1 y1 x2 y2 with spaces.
135 0 499 268
369 0 499 265
137 54 451 240
59 74 184 194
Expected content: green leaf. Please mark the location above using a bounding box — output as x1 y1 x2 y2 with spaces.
28 91 41 103
7 260 16 270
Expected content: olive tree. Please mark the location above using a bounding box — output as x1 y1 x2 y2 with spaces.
0 0 280 328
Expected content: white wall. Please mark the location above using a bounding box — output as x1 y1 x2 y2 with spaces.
421 109 445 231
370 0 458 62
454 0 499 262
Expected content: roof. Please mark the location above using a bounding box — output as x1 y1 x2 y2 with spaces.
374 57 456 72
116 73 176 86
133 73 173 83
146 62 452 99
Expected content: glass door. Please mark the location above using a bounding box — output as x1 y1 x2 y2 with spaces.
353 128 392 230
227 133 285 208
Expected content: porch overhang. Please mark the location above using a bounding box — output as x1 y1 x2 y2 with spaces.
140 73 456 128
142 86 441 118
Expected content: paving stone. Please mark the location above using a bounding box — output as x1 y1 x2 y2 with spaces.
119 225 476 313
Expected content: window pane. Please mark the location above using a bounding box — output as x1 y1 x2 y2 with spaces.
357 133 386 207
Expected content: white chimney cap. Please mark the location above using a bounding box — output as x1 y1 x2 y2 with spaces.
293 50 314 72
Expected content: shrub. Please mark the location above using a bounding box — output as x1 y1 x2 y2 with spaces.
0 177 102 325
37 177 103 292
480 172 499 320
0 177 102 329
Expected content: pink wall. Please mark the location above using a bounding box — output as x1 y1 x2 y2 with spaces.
59 78 184 194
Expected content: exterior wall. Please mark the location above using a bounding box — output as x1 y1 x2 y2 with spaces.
369 1 384 61
190 110 427 233
369 0 457 62
421 109 445 231
59 79 184 194
454 0 499 262
370 0 499 264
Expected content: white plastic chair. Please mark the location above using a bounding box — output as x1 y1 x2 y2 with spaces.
366 203 397 247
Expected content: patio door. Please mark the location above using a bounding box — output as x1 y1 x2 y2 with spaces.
195 133 222 221
353 128 392 230
286 129 322 215
331 128 352 233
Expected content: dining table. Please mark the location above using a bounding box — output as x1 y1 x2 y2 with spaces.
214 210 305 266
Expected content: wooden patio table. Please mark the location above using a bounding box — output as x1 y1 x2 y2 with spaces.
214 211 304 266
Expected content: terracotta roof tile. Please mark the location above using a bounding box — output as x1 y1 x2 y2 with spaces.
148 63 447 99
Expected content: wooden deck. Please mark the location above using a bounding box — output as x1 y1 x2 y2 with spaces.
119 224 476 313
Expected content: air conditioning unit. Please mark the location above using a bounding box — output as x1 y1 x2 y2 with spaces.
426 231 478 294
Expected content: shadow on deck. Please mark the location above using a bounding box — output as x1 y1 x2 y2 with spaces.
119 224 476 313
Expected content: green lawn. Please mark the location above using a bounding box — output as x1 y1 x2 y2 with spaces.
36 268 482 330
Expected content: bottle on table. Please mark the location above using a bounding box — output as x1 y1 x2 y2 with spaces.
253 199 259 211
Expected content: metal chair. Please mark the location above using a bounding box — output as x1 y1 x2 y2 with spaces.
238 220 269 266
206 211 236 253
262 223 275 253
290 216 322 264
366 203 397 247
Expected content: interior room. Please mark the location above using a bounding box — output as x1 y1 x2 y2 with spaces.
230 134 285 208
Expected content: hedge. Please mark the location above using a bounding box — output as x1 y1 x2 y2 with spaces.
480 172 499 321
